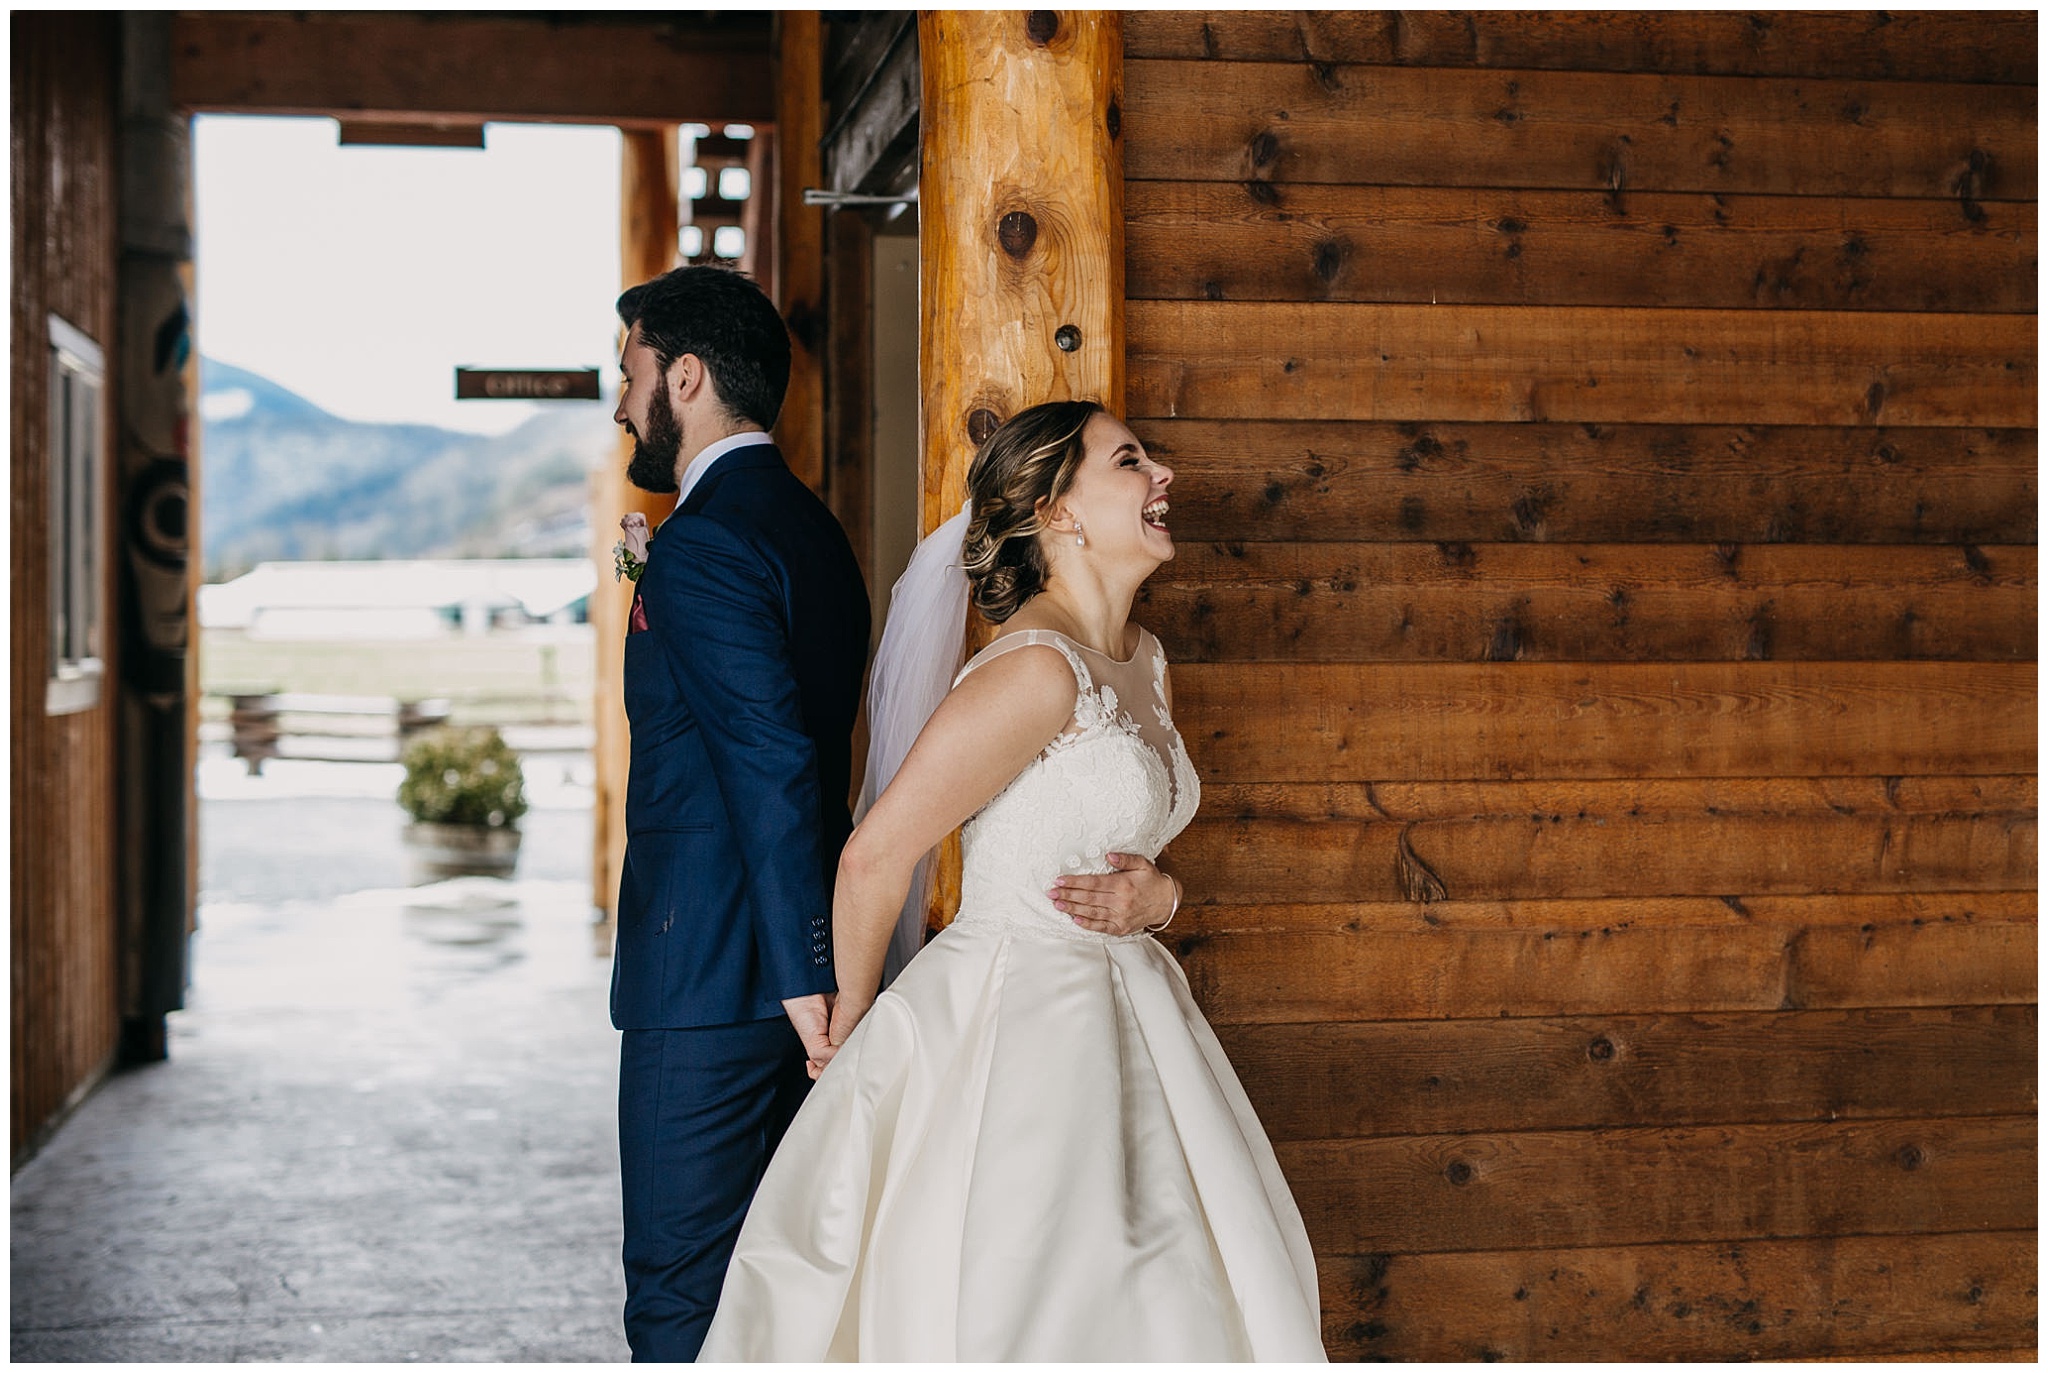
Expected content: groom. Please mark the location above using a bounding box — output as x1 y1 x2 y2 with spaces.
609 265 871 1360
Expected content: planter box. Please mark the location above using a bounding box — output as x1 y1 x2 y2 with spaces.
403 821 522 881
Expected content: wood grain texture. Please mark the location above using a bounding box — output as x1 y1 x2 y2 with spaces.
1127 301 2036 428
1124 11 2039 86
1123 59 2036 201
1317 1230 2038 1361
1127 181 2037 313
824 207 873 586
590 129 683 922
1180 921 2034 1024
1139 541 2035 662
1215 1005 2037 1141
920 11 1125 929
1113 14 2040 1361
1280 1114 2036 1253
1187 772 2037 825
774 12 826 494
1174 777 2041 912
1130 419 2036 544
1181 888 2038 937
169 12 773 125
1171 661 2036 781
918 9 1125 531
10 12 123 1165
1171 809 2034 904
822 12 920 196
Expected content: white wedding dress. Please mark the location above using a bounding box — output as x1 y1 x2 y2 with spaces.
698 628 1325 1362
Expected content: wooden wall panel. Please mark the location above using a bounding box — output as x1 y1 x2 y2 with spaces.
1124 60 2036 200
1124 11 2037 86
1318 1230 2037 1361
1125 11 2036 1360
1128 301 2035 428
1185 888 2038 937
1134 420 2036 545
1218 1005 2037 1141
1175 662 2034 781
1140 542 2034 662
1127 183 2036 314
1282 1114 2035 1253
1183 921 2035 1024
10 13 124 1165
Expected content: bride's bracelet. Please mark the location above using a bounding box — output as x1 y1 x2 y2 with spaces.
1146 876 1182 933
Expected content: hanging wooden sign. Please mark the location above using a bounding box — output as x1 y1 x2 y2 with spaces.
453 367 600 400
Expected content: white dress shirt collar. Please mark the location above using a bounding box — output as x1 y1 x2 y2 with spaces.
676 430 774 508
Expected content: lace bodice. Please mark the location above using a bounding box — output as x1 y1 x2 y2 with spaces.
948 628 1200 945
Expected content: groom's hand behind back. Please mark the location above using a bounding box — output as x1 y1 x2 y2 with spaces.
782 993 837 1078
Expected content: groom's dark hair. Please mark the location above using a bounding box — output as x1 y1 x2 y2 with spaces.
616 266 791 431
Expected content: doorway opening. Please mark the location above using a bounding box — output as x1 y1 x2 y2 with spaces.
190 114 620 914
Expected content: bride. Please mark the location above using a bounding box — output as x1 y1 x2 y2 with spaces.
698 401 1325 1361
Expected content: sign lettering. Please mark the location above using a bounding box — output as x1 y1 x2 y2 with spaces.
454 368 601 401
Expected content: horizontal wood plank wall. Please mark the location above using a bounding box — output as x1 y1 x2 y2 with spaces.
1122 12 2036 1361
10 13 124 1166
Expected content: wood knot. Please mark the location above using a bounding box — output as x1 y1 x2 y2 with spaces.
1444 1160 1474 1186
997 210 1038 259
1025 10 1060 46
1896 1143 1925 1171
1105 97 1121 141
1587 1036 1616 1062
1249 130 1281 169
1312 238 1348 285
1054 324 1082 353
966 408 1001 445
1395 824 1448 902
1484 615 1524 662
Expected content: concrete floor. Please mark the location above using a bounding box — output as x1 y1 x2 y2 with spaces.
12 753 632 1361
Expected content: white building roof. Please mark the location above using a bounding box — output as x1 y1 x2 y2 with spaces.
199 559 598 630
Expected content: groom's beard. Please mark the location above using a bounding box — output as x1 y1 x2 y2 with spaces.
625 386 684 494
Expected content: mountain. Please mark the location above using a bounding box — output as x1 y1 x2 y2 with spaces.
200 358 616 579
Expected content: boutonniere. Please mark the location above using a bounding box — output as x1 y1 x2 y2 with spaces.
614 512 649 583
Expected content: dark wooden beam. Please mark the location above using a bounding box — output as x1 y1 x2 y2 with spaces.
821 12 919 196
171 12 774 126
336 120 484 149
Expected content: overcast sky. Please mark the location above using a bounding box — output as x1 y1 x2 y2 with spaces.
194 116 623 436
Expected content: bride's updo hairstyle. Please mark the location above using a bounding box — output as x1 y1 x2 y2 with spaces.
962 399 1104 623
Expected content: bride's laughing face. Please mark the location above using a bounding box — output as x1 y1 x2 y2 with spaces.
1047 412 1175 569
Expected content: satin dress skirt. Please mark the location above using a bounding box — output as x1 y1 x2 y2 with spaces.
696 920 1326 1362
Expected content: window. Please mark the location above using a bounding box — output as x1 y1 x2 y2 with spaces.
46 314 105 714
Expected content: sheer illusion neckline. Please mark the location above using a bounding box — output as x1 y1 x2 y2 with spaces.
993 625 1144 666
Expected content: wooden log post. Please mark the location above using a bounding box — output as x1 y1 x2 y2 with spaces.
918 10 1125 526
591 127 683 922
774 11 827 495
918 11 1126 924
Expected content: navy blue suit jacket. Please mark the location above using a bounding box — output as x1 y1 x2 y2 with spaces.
611 442 871 1030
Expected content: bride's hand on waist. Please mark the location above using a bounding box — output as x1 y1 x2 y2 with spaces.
1050 854 1180 936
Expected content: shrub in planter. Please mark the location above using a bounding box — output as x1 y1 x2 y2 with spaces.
398 726 528 878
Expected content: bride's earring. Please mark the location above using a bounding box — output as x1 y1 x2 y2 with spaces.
1074 520 1086 548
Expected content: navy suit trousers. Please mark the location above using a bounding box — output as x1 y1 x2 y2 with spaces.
618 1017 811 1362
